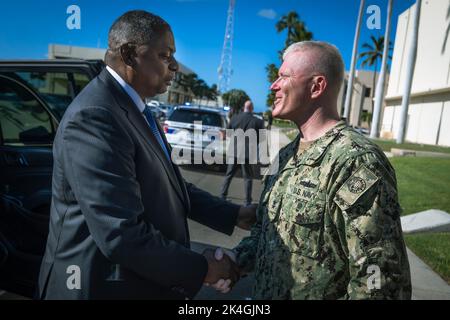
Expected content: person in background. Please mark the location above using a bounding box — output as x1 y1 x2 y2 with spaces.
220 100 265 207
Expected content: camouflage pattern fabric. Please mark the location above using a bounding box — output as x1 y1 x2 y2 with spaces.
234 121 412 300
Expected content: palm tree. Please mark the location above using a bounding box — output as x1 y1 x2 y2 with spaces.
222 89 250 114
206 84 219 102
359 35 393 116
265 63 279 108
442 2 450 54
276 11 313 49
343 0 365 120
180 73 199 95
370 0 393 139
398 0 422 143
180 73 217 105
266 11 313 110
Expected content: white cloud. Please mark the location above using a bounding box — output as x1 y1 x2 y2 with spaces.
257 9 277 20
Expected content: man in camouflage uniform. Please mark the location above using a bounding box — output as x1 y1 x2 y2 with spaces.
211 41 411 299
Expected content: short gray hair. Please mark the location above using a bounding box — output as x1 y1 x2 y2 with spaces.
108 10 170 50
283 41 345 92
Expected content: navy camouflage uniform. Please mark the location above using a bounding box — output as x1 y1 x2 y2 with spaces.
234 121 412 299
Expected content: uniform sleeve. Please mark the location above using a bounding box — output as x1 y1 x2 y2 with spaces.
332 152 412 300
233 196 265 273
234 140 299 274
234 142 295 273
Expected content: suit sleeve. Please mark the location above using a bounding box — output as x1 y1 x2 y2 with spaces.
185 182 240 236
62 107 207 298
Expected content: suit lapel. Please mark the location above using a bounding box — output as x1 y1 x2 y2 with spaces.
98 70 187 208
155 120 191 212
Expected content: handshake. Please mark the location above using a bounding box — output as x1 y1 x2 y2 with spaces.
202 247 242 294
201 203 256 293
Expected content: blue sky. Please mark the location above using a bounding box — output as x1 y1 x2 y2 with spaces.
0 0 416 112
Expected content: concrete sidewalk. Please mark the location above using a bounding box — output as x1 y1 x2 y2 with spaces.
408 248 450 300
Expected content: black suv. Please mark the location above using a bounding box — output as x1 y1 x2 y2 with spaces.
0 59 104 297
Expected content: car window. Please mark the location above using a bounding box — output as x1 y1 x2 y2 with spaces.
73 72 91 93
14 71 91 119
169 109 223 127
0 77 55 146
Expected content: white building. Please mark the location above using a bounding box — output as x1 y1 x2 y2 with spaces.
381 0 450 146
338 70 387 128
48 44 196 105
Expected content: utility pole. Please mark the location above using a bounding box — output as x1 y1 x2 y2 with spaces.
343 0 366 122
370 0 394 139
397 0 422 143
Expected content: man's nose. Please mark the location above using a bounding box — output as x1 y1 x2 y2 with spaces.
169 57 179 73
270 78 280 91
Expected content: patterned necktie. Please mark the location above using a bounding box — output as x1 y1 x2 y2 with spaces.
143 106 171 162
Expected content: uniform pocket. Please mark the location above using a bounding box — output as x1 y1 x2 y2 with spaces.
263 187 283 223
278 194 325 259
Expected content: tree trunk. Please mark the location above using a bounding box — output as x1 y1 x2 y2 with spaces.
343 0 366 121
368 60 378 131
397 0 421 143
371 0 394 139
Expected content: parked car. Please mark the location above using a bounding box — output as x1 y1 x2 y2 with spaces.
146 104 166 120
146 99 160 107
353 126 370 135
159 104 174 118
163 105 228 167
0 59 104 297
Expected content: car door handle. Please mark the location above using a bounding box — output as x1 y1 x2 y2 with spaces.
2 152 29 167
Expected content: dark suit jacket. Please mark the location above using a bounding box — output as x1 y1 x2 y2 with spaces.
227 112 265 160
37 69 239 300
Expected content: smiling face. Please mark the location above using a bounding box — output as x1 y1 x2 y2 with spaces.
132 28 178 98
270 50 316 121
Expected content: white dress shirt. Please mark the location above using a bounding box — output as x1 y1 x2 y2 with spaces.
106 65 147 114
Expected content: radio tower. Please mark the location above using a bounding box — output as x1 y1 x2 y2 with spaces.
217 0 235 94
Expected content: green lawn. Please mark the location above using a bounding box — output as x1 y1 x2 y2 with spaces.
404 233 450 284
392 158 450 284
390 157 450 216
272 119 296 129
372 139 450 154
286 130 299 141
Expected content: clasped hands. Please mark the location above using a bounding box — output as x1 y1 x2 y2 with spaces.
202 204 257 293
203 247 241 294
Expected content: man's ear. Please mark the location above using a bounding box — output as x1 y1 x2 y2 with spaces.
311 76 327 99
119 43 137 67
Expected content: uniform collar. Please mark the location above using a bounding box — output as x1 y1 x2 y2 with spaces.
290 120 348 167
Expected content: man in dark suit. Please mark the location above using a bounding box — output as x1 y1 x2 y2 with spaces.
220 101 265 206
37 10 254 300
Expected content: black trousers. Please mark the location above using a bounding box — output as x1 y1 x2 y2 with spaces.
220 161 253 206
